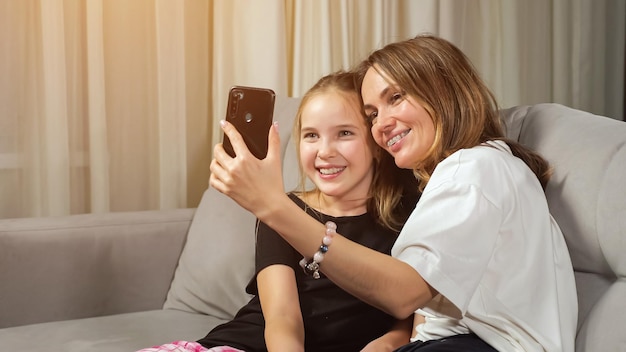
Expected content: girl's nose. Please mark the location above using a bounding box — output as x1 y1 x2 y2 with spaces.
317 139 335 159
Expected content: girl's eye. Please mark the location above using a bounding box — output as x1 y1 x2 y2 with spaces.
302 132 317 139
339 130 354 137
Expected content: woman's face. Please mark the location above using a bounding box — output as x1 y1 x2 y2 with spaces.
299 92 375 203
361 66 435 169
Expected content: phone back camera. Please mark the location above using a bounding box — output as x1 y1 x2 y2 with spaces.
229 89 244 119
232 89 244 100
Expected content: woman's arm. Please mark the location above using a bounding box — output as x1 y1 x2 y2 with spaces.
257 265 305 352
360 316 413 352
210 121 436 319
263 202 434 318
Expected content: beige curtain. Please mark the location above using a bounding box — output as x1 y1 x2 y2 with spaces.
1 0 624 219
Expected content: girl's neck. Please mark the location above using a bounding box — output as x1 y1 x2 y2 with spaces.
302 190 368 217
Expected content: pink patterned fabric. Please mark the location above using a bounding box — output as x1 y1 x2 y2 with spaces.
136 340 244 352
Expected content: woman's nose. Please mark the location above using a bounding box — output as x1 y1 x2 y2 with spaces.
374 110 394 133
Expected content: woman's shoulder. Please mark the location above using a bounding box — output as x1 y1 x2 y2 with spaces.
457 140 512 161
432 140 529 189
447 140 519 168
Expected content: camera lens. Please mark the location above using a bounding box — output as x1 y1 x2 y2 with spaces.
232 90 244 100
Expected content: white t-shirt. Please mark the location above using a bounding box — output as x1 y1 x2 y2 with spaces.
392 140 577 352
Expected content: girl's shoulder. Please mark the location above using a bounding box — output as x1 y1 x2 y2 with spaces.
287 192 305 207
287 192 374 228
287 192 324 219
287 191 319 213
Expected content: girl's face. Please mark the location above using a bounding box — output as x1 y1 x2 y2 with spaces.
299 92 375 204
361 66 435 169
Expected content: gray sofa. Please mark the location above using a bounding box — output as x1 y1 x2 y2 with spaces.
0 99 624 352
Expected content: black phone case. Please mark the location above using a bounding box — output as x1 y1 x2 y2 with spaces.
222 86 276 159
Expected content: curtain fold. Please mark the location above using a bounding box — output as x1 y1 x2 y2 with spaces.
86 0 110 213
0 0 623 219
155 0 187 209
40 0 71 216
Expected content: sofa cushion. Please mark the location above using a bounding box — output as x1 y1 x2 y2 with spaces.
0 309 226 352
164 96 302 319
501 103 626 351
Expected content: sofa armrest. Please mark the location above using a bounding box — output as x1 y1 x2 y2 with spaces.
0 208 194 328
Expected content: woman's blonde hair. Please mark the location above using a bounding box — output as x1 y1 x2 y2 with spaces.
355 34 551 191
293 70 418 232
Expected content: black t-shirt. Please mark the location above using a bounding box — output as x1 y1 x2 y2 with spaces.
197 193 402 352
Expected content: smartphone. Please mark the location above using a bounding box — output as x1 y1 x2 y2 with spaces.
222 86 276 159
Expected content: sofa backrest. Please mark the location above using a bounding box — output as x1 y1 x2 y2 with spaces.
501 103 626 351
163 96 301 320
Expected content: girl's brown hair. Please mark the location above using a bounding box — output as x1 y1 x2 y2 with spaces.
355 34 551 191
293 71 418 232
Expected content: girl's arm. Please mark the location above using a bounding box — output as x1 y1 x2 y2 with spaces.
257 264 304 352
210 121 437 319
360 316 413 352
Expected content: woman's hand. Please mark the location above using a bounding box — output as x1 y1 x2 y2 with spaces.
209 120 286 218
360 316 413 352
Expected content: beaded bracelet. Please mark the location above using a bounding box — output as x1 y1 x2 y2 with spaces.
299 220 337 279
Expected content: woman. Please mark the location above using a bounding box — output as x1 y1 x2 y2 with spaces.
210 35 577 351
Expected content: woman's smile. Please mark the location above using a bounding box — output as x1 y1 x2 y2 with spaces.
386 129 411 148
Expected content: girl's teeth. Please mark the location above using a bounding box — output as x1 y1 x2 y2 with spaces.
319 167 344 175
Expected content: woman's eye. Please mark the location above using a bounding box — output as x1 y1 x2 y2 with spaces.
303 132 317 139
390 92 403 104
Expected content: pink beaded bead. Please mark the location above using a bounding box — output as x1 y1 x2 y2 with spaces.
299 220 337 279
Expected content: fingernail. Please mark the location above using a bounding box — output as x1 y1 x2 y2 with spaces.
220 120 226 127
